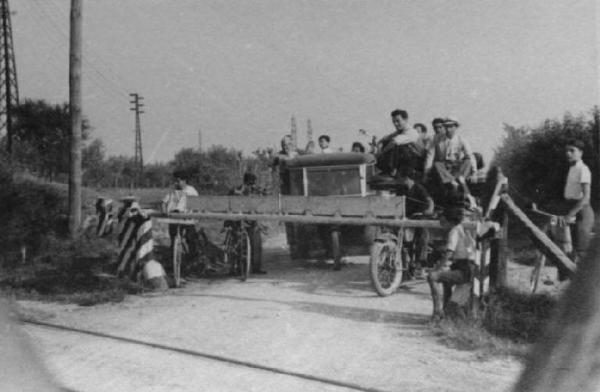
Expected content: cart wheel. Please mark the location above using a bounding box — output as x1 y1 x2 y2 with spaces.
172 234 183 288
239 229 251 281
370 239 403 296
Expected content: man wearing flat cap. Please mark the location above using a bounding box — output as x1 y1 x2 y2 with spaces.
425 116 476 190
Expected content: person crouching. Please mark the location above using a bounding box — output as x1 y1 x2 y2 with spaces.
427 206 476 320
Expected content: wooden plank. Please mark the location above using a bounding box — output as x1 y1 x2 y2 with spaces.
500 194 576 273
151 211 477 230
185 195 405 217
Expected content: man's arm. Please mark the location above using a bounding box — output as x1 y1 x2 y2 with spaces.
461 138 477 174
424 196 435 215
424 143 435 174
566 183 591 220
435 249 454 270
392 127 419 145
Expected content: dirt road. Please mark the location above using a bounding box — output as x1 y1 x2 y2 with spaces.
19 234 521 392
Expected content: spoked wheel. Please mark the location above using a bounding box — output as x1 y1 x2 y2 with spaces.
370 236 403 297
238 229 252 281
172 234 183 288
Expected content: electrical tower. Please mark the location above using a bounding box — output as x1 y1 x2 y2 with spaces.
129 93 144 181
0 0 18 154
306 118 313 143
290 115 297 150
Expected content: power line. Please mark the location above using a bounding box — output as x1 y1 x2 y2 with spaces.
24 1 129 104
34 0 130 99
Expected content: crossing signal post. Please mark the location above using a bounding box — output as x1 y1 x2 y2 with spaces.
129 93 144 185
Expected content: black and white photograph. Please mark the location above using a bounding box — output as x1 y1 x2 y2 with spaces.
0 1 598 391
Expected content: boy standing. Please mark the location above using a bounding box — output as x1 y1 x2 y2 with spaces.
561 139 594 264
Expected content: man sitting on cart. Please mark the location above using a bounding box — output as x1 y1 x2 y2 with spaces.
225 172 267 274
424 117 477 200
376 109 424 178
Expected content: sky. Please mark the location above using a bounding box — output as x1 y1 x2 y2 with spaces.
10 0 599 164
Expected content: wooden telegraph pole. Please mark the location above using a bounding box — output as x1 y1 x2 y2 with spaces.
594 107 600 211
68 0 82 236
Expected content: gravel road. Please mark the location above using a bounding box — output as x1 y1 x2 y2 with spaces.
19 233 521 392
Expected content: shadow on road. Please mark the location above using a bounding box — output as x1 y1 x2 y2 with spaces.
171 292 429 326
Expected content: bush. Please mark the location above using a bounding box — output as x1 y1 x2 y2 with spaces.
1 235 136 306
0 175 67 259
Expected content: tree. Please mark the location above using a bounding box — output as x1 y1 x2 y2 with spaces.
12 99 90 181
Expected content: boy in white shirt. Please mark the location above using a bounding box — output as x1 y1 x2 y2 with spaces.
427 206 475 320
557 139 594 277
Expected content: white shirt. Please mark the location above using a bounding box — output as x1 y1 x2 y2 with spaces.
392 126 420 145
446 224 475 260
320 147 334 154
426 134 476 171
564 160 591 200
163 184 199 212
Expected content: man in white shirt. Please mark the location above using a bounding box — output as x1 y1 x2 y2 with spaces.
425 117 476 188
557 139 594 276
318 135 333 154
162 170 199 250
376 109 423 177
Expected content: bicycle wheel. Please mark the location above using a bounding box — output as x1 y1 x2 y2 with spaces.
238 229 251 281
369 235 403 297
172 234 183 288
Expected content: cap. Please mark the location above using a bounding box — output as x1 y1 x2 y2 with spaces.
444 117 460 126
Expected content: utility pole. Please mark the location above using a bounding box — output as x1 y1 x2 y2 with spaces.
198 128 202 151
0 0 18 154
290 115 297 150
129 93 144 185
68 0 82 236
594 107 600 210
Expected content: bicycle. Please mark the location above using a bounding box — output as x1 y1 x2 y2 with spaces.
171 219 253 287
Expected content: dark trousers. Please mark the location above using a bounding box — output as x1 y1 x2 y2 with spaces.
377 144 422 176
433 160 473 185
427 260 472 316
556 201 595 280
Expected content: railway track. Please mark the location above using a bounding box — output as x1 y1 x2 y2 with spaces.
25 318 390 392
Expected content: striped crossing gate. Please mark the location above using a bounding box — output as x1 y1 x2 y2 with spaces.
116 205 155 280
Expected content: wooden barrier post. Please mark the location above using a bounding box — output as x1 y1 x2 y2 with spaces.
500 194 576 273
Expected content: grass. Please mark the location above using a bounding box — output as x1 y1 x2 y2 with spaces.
0 233 141 306
431 287 557 358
